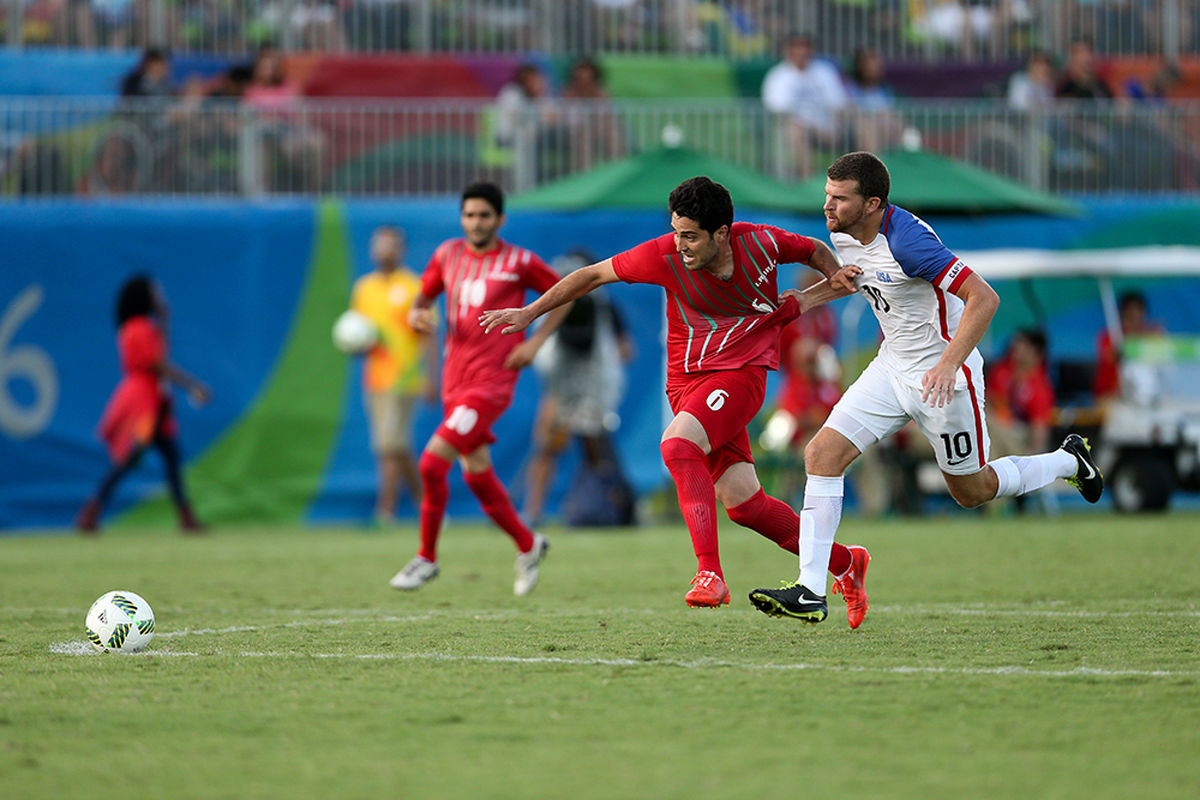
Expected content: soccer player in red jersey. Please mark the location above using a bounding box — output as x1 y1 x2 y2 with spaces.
482 176 867 610
388 182 570 597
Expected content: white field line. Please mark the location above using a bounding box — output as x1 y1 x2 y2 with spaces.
45 641 1198 679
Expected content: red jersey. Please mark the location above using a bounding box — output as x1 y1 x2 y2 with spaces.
611 222 815 384
421 238 559 402
98 316 175 462
987 357 1056 426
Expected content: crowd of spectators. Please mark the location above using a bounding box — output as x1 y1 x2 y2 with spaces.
9 1 1200 59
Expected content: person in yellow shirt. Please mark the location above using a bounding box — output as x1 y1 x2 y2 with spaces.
351 226 437 524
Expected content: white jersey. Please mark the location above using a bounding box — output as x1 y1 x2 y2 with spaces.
830 204 984 391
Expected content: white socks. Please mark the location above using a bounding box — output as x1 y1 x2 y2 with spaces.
989 450 1078 498
798 475 844 596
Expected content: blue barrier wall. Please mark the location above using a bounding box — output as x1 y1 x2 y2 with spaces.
2 198 1198 530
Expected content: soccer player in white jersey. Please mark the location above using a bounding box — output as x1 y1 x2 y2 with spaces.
749 151 1104 626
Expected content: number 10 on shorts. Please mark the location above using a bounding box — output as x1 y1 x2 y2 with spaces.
446 405 479 435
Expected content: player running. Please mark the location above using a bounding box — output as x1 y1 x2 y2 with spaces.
481 176 870 617
749 151 1104 625
388 182 569 597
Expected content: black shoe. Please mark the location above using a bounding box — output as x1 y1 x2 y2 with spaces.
1061 433 1104 503
748 582 828 624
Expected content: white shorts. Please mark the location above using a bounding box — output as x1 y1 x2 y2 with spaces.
825 356 990 476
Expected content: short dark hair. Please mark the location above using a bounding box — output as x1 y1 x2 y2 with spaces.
1118 290 1147 314
116 275 156 328
668 176 734 235
1015 327 1048 358
827 151 890 205
461 181 504 215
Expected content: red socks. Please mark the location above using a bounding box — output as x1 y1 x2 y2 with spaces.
463 467 535 553
726 488 852 576
417 451 452 562
661 437 722 577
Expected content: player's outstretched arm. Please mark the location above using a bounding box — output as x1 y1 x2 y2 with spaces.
480 259 619 334
780 265 862 313
806 240 858 294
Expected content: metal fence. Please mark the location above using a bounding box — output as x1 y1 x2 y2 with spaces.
3 96 1199 197
3 0 1198 60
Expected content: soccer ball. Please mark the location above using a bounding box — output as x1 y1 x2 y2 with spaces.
85 591 155 653
332 310 378 355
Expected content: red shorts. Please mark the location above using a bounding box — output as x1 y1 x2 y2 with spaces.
666 366 767 482
434 392 508 454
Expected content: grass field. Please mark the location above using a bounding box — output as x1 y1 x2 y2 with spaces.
2 513 1198 800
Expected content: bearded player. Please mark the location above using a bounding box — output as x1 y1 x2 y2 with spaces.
389 182 570 597
749 151 1104 625
481 176 872 622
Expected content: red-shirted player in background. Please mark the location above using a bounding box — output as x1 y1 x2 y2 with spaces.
482 177 870 618
388 182 570 597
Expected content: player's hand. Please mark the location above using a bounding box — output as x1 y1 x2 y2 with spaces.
408 307 436 334
778 288 805 312
829 265 862 294
187 383 212 408
920 363 958 408
503 340 539 370
479 307 532 335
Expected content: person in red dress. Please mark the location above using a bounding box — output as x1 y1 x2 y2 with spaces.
482 176 870 613
1093 291 1164 403
388 182 570 597
76 276 211 533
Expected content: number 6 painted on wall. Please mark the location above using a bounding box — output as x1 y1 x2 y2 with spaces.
0 285 59 439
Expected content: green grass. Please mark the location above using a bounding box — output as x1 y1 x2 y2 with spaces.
2 513 1198 800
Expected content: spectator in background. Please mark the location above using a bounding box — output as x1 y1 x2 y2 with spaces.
76 276 211 534
987 328 1056 513
845 48 904 152
762 33 847 178
1007 49 1056 110
495 63 569 184
524 249 635 527
1056 38 1113 99
561 57 624 170
242 46 326 192
121 48 176 101
350 226 438 526
1124 57 1183 104
1094 290 1165 403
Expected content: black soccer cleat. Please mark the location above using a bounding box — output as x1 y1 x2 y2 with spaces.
1062 433 1104 503
748 582 828 624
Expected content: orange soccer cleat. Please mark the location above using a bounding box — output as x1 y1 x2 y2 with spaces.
685 570 731 608
830 545 871 629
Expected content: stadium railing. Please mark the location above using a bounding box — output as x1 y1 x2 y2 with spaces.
2 0 1196 61
3 97 1198 197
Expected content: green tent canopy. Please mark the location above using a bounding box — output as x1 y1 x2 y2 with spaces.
513 146 1082 217
510 145 810 212
794 148 1083 216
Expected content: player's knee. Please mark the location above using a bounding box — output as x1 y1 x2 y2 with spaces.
660 436 704 468
418 450 452 483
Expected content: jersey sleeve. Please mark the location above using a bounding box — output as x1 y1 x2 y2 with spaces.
419 243 449 299
760 225 816 264
888 211 973 293
522 251 561 294
611 234 674 285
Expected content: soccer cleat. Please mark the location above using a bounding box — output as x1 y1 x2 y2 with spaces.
1061 433 1104 503
685 570 731 607
389 556 440 590
831 545 871 629
748 582 828 624
514 533 550 596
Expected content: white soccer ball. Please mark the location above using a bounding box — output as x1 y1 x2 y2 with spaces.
85 591 155 653
332 310 379 355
